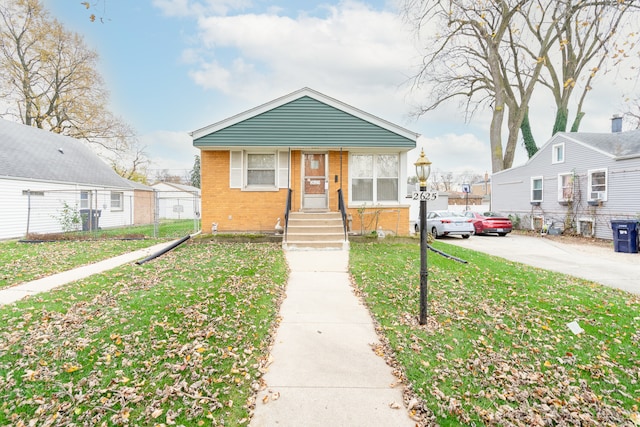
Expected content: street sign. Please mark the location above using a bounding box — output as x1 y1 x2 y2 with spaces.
412 191 438 201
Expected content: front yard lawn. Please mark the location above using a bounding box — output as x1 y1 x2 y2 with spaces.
0 242 287 426
1 239 638 426
350 241 640 426
0 239 159 290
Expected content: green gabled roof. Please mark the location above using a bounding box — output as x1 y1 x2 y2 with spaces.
191 87 418 149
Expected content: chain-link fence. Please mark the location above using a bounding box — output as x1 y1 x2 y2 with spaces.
2 186 200 240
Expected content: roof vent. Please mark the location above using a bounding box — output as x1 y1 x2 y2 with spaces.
611 114 622 133
58 148 64 154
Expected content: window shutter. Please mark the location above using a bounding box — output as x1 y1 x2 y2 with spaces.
278 151 289 188
230 151 242 188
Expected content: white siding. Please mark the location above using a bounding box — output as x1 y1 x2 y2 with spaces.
152 183 202 220
0 177 135 240
492 134 640 240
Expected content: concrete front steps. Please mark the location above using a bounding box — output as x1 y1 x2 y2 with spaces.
283 212 348 250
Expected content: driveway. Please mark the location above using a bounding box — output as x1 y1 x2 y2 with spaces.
441 234 640 295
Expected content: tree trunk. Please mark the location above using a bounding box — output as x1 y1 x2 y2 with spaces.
570 111 585 132
490 104 505 172
520 109 538 158
553 107 569 135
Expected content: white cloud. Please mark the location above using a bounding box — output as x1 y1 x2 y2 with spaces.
160 0 640 178
139 130 199 174
188 2 416 119
152 0 252 17
409 134 491 175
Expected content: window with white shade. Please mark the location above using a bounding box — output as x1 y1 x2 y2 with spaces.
80 191 89 209
229 151 289 190
531 177 543 202
111 192 123 211
557 173 574 201
350 153 400 203
247 153 276 186
588 169 607 201
351 154 373 202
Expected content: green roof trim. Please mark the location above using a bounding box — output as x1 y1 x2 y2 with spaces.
192 88 418 149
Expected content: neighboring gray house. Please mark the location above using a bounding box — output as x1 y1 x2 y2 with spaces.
0 118 146 240
151 182 201 220
492 120 640 240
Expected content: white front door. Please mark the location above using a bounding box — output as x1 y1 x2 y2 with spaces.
302 153 328 210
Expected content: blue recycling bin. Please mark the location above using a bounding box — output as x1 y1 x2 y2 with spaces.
611 220 639 253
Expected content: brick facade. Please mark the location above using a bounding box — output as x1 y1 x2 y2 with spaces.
201 149 411 235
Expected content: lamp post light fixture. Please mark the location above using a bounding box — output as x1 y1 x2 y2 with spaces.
414 149 432 325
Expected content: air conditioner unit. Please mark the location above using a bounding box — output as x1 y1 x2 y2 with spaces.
590 191 604 200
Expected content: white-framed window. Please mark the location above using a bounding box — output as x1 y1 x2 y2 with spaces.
247 153 276 187
557 173 574 201
531 176 543 202
111 192 123 211
552 143 565 164
588 168 607 201
350 153 400 203
80 191 89 209
229 150 289 190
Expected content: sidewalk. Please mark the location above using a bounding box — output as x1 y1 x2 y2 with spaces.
250 249 414 427
0 240 178 306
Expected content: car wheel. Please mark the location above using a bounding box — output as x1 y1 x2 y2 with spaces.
414 223 419 233
431 226 439 239
462 234 470 239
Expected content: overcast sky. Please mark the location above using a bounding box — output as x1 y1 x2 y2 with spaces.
42 0 639 181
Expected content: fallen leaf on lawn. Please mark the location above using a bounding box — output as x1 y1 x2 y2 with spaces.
64 364 81 373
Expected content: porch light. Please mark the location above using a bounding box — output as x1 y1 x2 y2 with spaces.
414 149 432 187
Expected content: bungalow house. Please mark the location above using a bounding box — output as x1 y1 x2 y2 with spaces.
0 118 153 240
191 88 418 243
491 118 640 240
151 182 201 220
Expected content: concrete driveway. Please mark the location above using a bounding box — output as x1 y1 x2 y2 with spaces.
441 233 640 295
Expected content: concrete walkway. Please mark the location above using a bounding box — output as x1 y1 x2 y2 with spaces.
0 240 178 306
250 249 415 427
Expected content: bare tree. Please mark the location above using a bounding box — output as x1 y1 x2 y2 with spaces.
537 1 639 135
404 0 639 172
623 99 640 129
111 140 150 184
430 169 454 192
0 0 135 154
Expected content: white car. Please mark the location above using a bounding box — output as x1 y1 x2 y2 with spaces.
415 210 474 239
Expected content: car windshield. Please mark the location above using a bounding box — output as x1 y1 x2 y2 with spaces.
484 212 505 217
437 211 463 217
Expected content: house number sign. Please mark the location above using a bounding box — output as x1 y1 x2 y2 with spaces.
412 191 438 201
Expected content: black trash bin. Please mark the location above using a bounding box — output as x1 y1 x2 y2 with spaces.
611 219 639 253
80 209 101 231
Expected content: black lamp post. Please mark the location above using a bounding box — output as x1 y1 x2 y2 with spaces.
414 149 432 325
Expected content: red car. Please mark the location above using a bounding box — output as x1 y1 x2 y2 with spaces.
463 211 513 236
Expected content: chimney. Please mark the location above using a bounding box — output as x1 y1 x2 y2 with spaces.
611 114 622 133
